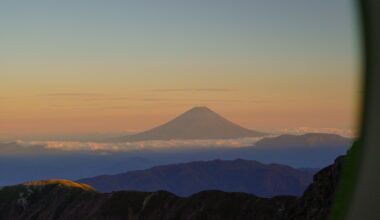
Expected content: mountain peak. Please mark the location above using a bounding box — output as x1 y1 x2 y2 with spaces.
178 106 222 120
189 106 212 111
183 106 216 116
112 107 267 142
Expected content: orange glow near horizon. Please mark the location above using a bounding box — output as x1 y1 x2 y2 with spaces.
0 1 360 138
0 76 360 137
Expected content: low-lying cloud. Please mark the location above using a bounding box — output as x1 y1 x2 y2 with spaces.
18 137 267 153
6 127 354 155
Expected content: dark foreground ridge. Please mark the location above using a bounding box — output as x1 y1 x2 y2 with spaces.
0 155 345 220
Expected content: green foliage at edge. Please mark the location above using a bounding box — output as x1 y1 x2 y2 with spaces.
329 140 362 220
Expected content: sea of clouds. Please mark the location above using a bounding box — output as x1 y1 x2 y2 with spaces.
4 126 355 154
16 137 270 153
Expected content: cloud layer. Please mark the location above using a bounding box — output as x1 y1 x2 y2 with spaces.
6 127 354 155
19 137 267 153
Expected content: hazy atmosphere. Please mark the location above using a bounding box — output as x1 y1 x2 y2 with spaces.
1 0 360 139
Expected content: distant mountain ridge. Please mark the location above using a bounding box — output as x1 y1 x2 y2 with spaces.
111 106 267 142
78 159 318 197
254 133 350 149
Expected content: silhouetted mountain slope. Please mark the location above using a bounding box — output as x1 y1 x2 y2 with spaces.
78 159 317 197
214 133 351 167
0 154 346 220
254 133 350 149
112 106 267 142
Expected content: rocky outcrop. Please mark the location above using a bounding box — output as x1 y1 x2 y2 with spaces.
286 156 344 219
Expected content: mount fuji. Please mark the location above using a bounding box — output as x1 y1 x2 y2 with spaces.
112 106 267 142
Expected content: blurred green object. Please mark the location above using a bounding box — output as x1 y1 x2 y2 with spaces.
329 140 362 220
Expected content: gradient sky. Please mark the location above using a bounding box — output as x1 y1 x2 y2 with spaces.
0 0 360 138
